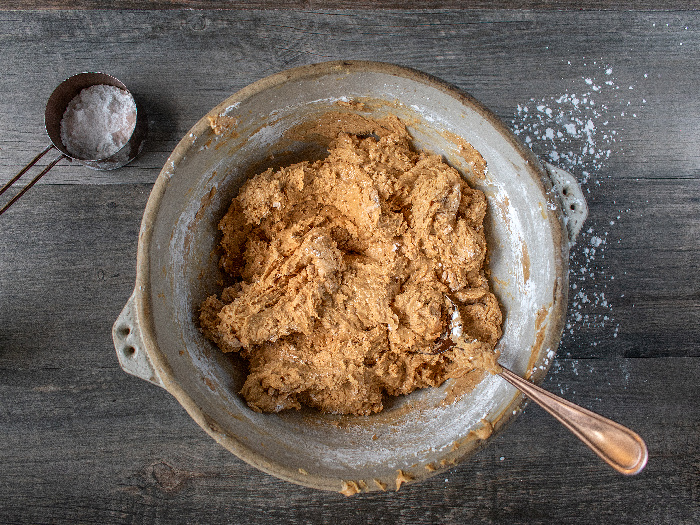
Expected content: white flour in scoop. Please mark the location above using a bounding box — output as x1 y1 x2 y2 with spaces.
60 84 136 160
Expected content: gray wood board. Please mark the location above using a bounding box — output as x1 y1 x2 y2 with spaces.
0 9 698 524
4 0 700 10
0 0 700 11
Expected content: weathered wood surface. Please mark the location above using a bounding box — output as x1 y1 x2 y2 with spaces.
3 1 700 11
0 9 697 524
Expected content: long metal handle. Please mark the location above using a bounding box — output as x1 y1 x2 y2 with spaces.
499 367 648 475
0 145 68 216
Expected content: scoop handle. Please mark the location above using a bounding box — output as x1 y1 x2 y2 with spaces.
0 145 67 216
499 367 648 475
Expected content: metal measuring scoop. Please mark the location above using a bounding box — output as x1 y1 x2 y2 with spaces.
430 296 648 475
0 72 147 215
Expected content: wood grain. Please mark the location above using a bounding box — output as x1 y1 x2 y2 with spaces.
0 8 697 524
3 1 700 11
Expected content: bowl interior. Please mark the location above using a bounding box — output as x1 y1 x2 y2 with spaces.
142 62 566 491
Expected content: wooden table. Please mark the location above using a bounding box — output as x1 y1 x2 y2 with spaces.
0 5 697 524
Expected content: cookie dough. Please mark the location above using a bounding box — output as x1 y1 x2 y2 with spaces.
199 115 502 415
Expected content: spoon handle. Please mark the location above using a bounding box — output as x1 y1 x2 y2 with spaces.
499 366 648 475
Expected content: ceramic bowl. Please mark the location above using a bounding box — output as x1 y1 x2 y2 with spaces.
113 61 586 493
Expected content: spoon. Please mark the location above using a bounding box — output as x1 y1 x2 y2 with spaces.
435 297 648 475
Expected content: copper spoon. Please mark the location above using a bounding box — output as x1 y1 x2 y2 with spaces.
497 366 648 475
436 297 648 475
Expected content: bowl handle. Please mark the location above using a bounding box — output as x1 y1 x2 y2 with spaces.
112 291 164 388
543 162 588 246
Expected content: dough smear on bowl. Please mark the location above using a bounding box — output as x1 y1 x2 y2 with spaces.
199 114 502 415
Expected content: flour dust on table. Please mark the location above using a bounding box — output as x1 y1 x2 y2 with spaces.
510 60 649 354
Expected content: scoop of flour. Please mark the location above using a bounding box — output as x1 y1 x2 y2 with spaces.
60 84 136 160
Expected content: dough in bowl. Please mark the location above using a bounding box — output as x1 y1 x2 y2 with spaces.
199 115 502 415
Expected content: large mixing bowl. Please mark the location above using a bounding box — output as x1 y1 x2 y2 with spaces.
112 61 586 493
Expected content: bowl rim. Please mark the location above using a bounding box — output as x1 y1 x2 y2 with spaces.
131 60 569 492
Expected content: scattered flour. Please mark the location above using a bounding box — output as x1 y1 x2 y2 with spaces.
60 84 137 160
510 61 646 355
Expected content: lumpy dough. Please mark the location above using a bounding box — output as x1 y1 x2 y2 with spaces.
199 115 502 415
